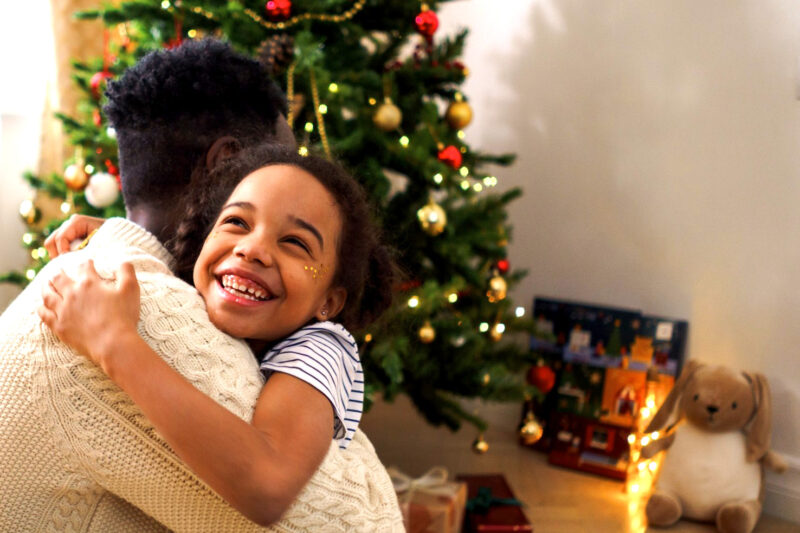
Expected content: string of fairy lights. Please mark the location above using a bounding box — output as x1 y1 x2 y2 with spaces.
624 368 667 532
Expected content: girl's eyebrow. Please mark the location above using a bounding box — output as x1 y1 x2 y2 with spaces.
289 215 324 251
220 201 255 212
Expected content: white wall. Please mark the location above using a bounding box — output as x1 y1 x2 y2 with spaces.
438 0 800 521
0 116 41 309
0 0 55 310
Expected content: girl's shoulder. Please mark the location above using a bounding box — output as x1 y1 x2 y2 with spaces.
265 321 357 360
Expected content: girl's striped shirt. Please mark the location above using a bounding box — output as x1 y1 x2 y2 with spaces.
259 321 363 449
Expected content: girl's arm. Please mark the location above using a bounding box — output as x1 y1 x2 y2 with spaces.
38 260 332 526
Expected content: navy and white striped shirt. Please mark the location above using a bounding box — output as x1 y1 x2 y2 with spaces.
259 321 363 449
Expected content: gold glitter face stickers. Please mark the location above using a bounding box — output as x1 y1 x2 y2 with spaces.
304 264 329 281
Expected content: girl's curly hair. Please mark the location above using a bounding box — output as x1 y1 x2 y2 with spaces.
168 144 396 332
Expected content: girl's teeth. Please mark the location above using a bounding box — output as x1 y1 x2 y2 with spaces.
220 275 268 301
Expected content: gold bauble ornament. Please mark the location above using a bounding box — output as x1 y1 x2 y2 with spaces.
19 199 41 225
472 433 489 454
417 198 447 236
419 320 436 344
486 274 507 303
519 411 544 445
489 323 504 342
64 164 88 191
373 97 402 131
446 97 473 129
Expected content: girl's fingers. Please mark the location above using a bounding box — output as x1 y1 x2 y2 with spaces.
41 283 62 311
48 270 74 295
37 305 57 329
79 259 100 279
54 234 72 256
117 262 137 291
43 233 59 259
44 214 105 258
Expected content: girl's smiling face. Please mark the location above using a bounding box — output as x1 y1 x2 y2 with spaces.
193 164 346 348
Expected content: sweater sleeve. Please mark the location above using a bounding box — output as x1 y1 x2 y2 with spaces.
46 262 272 532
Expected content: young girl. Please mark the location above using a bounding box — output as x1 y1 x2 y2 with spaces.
38 145 396 527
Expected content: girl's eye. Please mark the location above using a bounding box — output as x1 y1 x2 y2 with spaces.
222 216 248 229
284 236 310 253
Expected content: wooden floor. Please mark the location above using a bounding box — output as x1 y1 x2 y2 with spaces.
360 396 799 533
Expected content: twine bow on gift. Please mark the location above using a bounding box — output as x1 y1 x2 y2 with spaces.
465 486 523 515
388 466 454 497
389 466 460 531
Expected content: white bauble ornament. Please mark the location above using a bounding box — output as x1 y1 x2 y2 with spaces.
85 172 119 208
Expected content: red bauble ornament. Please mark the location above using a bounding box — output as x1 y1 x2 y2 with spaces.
105 159 119 176
266 0 291 21
90 71 113 99
497 259 510 274
437 145 462 169
92 109 102 127
527 364 556 394
415 7 439 40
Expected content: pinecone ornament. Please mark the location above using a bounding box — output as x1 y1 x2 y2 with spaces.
257 34 295 75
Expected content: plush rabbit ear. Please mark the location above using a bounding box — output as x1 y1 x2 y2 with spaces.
744 372 771 462
645 360 702 433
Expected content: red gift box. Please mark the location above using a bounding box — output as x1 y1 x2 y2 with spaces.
456 474 532 532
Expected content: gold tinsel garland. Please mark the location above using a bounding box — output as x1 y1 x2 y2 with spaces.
188 0 366 31
309 68 331 158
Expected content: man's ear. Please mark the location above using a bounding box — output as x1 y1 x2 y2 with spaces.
205 136 242 171
272 115 297 149
316 287 347 322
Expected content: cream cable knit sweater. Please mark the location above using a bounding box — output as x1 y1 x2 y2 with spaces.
0 218 403 533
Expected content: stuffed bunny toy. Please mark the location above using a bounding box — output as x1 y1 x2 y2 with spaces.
641 361 786 533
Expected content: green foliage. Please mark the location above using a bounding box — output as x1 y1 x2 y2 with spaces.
5 0 535 433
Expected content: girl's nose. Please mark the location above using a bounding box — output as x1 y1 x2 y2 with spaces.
234 238 273 267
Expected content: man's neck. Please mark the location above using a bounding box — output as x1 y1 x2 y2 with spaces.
126 207 175 245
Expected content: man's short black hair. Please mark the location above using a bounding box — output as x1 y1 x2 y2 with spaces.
104 38 287 210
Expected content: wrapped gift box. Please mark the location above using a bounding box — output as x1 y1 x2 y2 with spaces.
456 474 532 532
390 467 467 533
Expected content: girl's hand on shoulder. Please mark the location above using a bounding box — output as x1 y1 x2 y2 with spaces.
38 259 141 373
44 214 106 259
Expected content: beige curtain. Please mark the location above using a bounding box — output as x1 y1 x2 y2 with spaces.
39 0 107 176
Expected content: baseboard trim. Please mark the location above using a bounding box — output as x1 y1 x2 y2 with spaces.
763 452 800 525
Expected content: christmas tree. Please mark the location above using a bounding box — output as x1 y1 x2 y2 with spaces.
3 0 535 435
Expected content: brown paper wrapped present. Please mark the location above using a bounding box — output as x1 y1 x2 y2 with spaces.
388 466 467 533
